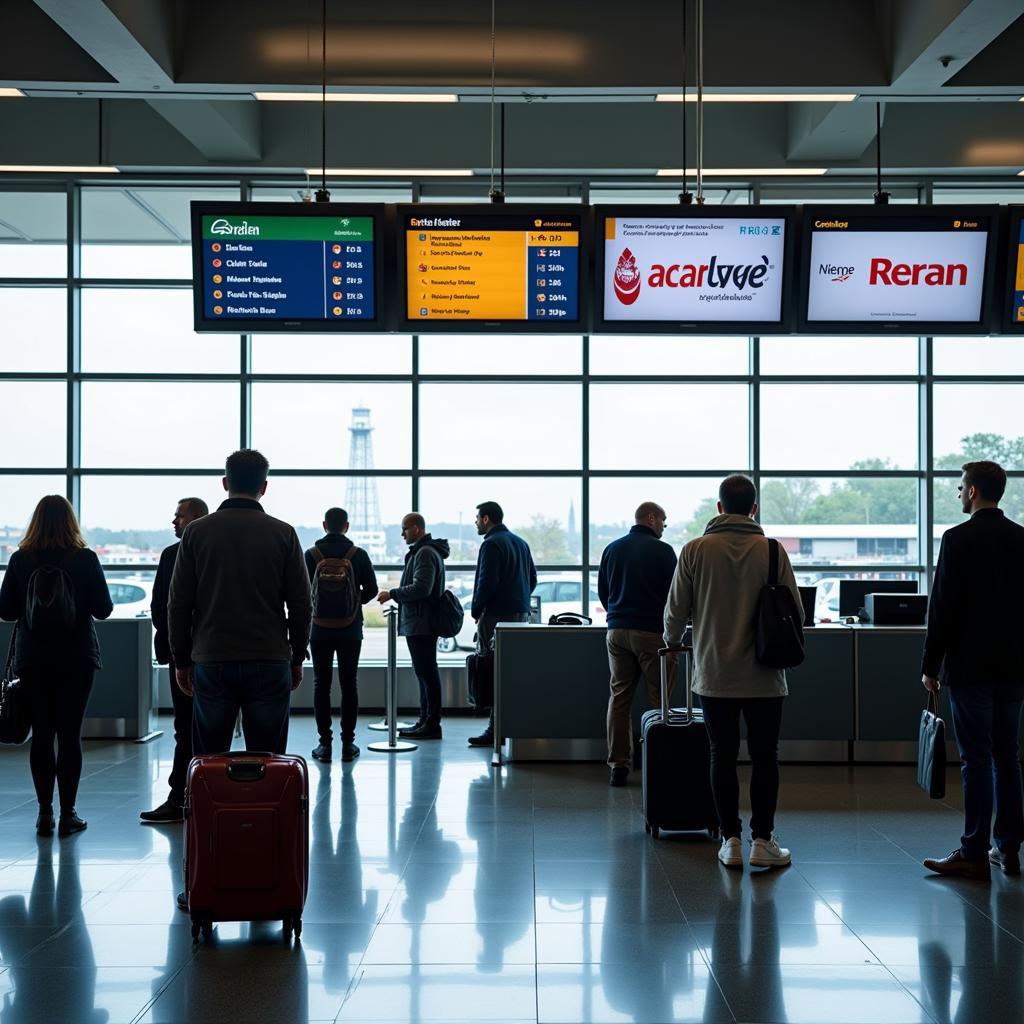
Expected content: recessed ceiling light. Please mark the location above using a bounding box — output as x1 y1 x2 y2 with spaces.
656 93 857 103
0 164 119 173
256 92 457 103
656 167 827 176
0 88 24 98
305 167 474 177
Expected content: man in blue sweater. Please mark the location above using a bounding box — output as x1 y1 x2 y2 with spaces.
598 501 678 786
468 501 537 747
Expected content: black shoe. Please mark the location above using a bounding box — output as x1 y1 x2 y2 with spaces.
176 891 189 912
400 723 442 739
311 743 333 763
468 732 493 747
609 766 629 787
57 811 87 837
35 809 54 837
341 742 360 762
990 847 1022 876
923 848 990 880
140 798 184 824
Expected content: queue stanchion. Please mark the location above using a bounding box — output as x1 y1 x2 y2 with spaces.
368 602 414 732
368 606 417 754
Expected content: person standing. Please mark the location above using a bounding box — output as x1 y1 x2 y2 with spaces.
663 475 801 870
378 513 450 740
305 506 378 764
599 501 678 787
467 501 537 748
0 495 113 837
140 497 209 824
922 461 1024 880
168 449 312 758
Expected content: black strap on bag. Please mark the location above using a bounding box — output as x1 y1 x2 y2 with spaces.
0 625 31 745
917 691 946 799
754 539 805 669
548 612 592 626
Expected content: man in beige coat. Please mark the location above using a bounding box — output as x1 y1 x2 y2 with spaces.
664 475 801 870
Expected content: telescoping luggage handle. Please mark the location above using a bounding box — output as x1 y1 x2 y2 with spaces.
658 643 695 725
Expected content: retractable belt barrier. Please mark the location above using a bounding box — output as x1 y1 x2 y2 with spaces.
368 607 417 754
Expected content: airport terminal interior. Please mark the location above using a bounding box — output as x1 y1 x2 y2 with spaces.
2 1 1024 1021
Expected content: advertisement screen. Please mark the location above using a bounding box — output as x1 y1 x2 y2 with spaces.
601 214 787 323
1010 213 1024 329
806 212 990 325
402 208 581 324
191 202 378 331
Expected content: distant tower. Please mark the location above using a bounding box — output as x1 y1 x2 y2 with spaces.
345 407 387 561
567 499 579 557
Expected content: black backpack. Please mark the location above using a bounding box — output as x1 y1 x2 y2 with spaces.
25 557 77 635
309 545 362 628
754 538 805 669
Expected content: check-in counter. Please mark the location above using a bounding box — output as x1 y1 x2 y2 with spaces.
0 617 157 739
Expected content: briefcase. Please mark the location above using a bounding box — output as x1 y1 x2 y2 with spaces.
917 692 946 799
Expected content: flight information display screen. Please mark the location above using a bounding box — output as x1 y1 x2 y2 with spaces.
191 202 379 331
400 208 582 327
804 209 993 329
1008 210 1024 331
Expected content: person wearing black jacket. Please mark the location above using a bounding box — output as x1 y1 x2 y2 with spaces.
922 461 1024 880
378 514 450 740
305 507 378 764
139 497 209 824
0 495 113 837
598 501 677 787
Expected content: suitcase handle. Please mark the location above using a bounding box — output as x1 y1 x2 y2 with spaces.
658 644 694 724
226 761 267 782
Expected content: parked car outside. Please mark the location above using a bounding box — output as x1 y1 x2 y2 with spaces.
105 575 154 618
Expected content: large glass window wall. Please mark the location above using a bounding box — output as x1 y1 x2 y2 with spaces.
1 181 1022 663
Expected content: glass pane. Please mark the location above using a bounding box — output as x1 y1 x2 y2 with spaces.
589 335 749 375
417 476 582 565
0 192 66 277
418 335 581 375
590 383 749 470
0 287 66 371
933 337 1024 376
933 478 1024 556
79 474 222 562
257 475 412 565
760 476 919 567
80 382 240 468
933 384 1024 470
760 336 918 376
104 568 156 619
251 334 412 374
0 475 67 557
250 383 411 469
81 186 234 278
81 288 239 372
588 476 720 561
419 383 581 470
760 384 918 470
0 381 67 467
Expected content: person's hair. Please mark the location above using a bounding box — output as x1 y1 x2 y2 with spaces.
962 460 1006 503
634 501 665 524
476 501 504 524
225 449 269 495
324 507 349 531
718 474 757 515
20 495 87 553
403 512 425 530
178 497 209 518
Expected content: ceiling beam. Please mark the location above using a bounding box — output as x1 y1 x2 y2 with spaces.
787 102 882 161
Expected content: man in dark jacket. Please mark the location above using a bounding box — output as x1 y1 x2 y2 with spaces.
922 460 1024 880
467 501 537 747
598 501 677 787
305 506 378 764
140 496 209 823
378 513 450 739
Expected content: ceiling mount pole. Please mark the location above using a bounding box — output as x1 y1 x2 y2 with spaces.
488 0 504 203
315 0 331 203
679 0 692 205
873 101 890 205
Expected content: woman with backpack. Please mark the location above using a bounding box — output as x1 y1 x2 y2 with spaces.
0 495 113 837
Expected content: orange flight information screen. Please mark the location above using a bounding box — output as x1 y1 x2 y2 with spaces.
403 210 581 322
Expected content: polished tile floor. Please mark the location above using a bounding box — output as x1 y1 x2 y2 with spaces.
0 715 1021 1023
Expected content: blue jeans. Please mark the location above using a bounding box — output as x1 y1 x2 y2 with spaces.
192 661 292 756
947 684 1024 859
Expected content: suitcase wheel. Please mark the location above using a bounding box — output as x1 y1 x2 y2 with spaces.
646 822 660 840
201 920 213 941
192 916 212 942
707 825 721 841
283 912 302 941
190 920 200 942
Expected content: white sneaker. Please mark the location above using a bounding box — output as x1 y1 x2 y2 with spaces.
749 835 791 868
718 836 743 868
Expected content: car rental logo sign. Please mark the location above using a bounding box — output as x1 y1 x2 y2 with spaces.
604 218 786 322
209 218 260 236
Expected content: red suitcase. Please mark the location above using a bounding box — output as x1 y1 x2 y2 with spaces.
183 751 309 942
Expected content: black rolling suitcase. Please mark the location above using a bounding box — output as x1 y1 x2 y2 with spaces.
641 643 719 840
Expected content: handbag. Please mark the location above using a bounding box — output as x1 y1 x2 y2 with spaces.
0 626 31 745
917 691 946 799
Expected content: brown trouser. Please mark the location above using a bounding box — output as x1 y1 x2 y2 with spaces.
606 628 676 768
